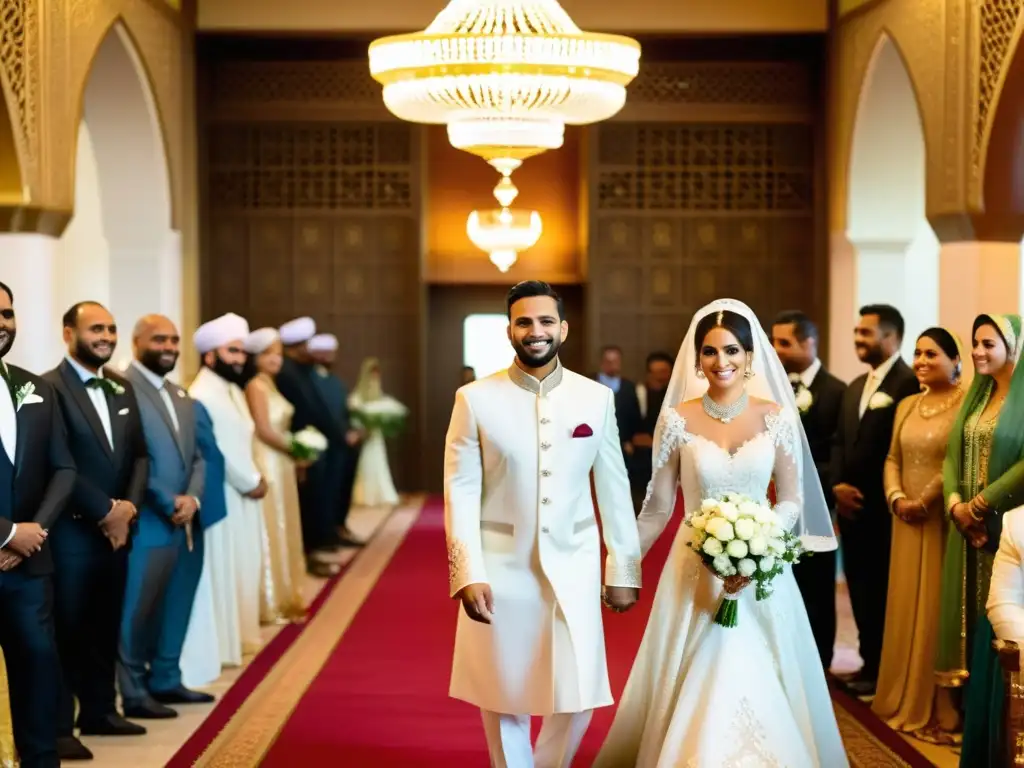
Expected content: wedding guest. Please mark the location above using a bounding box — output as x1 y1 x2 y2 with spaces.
189 314 268 665
119 315 207 719
348 358 406 508
628 352 673 513
0 281 75 768
873 328 963 741
276 317 344 577
244 327 307 623
177 399 229 689
307 334 363 547
44 302 148 760
592 345 641 460
772 310 846 669
831 304 919 695
939 314 1024 766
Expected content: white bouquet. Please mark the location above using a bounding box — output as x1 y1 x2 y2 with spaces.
687 493 806 628
290 426 328 461
351 396 408 438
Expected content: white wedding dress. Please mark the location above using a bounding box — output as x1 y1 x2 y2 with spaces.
595 406 848 768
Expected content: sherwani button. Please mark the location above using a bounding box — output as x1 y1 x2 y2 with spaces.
541 470 551 477
542 498 551 505
540 418 550 424
541 442 551 450
541 526 550 533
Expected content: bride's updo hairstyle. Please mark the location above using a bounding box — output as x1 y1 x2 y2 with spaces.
693 309 755 357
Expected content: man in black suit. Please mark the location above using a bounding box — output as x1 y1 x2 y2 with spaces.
276 317 345 577
772 311 847 671
0 281 76 768
628 352 674 513
43 302 149 760
830 304 919 695
592 345 642 461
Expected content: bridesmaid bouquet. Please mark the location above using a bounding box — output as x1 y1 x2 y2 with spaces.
687 493 805 628
350 398 408 438
290 426 328 461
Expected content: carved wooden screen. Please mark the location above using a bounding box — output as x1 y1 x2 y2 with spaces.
588 121 817 377
201 54 423 489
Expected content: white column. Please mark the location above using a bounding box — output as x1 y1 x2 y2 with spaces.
0 233 61 373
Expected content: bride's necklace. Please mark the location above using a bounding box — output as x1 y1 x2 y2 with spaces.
702 391 749 424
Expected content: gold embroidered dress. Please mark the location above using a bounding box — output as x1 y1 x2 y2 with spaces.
0 651 15 767
873 392 959 733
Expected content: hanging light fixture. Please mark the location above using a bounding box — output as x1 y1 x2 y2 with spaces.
467 207 543 273
369 1 641 208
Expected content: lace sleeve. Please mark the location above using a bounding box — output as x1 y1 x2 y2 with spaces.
769 406 802 531
637 409 684 557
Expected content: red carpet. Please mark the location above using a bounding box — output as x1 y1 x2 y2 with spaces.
260 497 679 766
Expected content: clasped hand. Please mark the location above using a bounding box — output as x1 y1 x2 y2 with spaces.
171 495 198 527
602 586 640 613
951 502 988 549
100 500 136 550
457 583 639 624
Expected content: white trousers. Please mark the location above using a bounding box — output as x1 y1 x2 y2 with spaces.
481 709 593 768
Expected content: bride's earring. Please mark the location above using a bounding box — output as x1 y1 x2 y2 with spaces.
695 367 706 380
743 367 754 380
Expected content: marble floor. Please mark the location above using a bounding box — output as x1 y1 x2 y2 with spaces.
75 509 957 768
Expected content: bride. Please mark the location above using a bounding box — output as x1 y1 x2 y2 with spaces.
595 299 848 767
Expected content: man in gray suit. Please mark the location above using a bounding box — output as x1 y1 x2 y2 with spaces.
118 315 207 719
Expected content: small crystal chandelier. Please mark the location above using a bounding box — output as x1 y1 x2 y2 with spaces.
369 1 641 208
467 208 542 273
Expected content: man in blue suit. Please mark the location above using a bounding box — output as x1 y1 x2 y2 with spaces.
118 315 209 719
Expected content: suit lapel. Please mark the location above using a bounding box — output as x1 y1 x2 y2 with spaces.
59 361 114 460
169 384 191 459
128 367 186 461
8 366 27 476
849 375 867 438
108 389 128 461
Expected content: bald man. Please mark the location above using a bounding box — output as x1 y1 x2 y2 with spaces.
118 316 208 719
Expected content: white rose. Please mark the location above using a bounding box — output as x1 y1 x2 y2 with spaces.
737 558 757 578
737 501 760 519
754 508 776 525
770 525 785 539
759 555 777 573
795 385 814 413
702 538 724 557
691 514 708 530
710 520 735 542
712 554 733 575
718 502 739 522
701 498 719 513
768 538 786 555
747 535 768 556
726 539 748 559
733 518 756 541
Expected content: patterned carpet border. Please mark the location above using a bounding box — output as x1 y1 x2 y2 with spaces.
164 502 416 768
830 681 936 767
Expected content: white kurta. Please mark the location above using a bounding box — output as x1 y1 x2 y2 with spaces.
444 363 641 716
988 506 1024 653
189 368 266 664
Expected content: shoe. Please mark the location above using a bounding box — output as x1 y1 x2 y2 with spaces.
151 685 215 705
78 713 147 736
57 735 93 761
845 672 877 697
337 531 365 548
123 698 178 719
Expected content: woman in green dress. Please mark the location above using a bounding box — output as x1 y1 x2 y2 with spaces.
937 313 1024 766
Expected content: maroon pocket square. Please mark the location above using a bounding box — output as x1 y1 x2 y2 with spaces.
572 423 593 438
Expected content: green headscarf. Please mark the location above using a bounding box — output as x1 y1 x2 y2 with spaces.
943 313 1024 550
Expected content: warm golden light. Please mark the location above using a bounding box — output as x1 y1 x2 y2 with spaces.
467 207 543 273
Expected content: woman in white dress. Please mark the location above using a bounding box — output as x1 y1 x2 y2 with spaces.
348 357 407 507
595 299 848 768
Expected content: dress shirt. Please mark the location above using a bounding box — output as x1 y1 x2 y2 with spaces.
597 373 621 393
66 356 113 448
790 357 822 390
858 352 901 418
132 360 179 433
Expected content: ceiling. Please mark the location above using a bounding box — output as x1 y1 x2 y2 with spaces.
197 0 829 35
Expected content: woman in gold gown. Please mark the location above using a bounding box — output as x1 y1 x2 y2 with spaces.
245 328 308 624
872 328 962 739
0 650 16 767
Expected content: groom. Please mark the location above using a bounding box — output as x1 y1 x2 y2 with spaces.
443 280 641 768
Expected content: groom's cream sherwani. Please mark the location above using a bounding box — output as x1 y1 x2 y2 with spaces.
444 361 641 719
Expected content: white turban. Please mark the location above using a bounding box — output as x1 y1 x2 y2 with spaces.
194 313 250 355
245 327 279 354
280 316 316 345
308 333 338 353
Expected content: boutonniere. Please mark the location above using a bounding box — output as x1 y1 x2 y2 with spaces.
794 383 814 414
109 380 125 396
14 381 42 411
571 423 593 438
868 391 894 410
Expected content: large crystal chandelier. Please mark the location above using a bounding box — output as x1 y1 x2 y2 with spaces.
369 1 641 205
467 207 542 273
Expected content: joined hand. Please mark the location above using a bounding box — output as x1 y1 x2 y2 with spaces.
7 522 46 558
602 586 639 613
